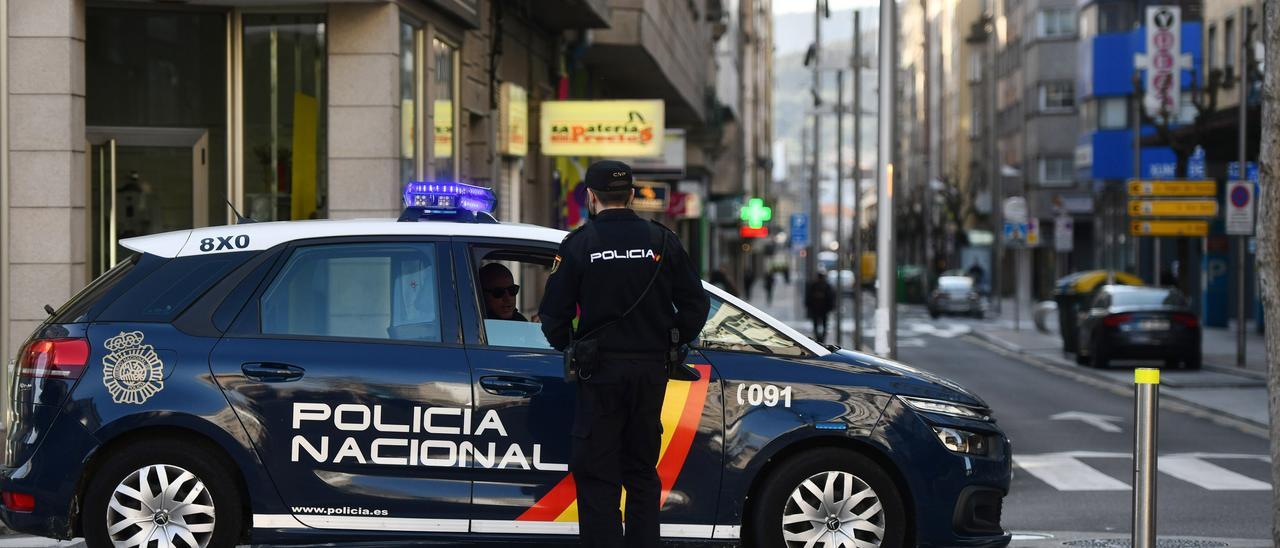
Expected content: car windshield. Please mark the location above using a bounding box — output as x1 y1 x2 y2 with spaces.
1111 289 1186 307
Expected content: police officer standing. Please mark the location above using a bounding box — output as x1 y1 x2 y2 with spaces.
540 160 709 547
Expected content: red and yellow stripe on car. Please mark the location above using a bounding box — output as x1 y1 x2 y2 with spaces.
517 363 712 522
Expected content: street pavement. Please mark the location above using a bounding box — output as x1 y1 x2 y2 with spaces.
755 279 1273 545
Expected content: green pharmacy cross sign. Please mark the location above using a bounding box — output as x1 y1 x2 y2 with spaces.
740 198 772 229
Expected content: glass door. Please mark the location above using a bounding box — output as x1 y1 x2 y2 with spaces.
87 127 209 277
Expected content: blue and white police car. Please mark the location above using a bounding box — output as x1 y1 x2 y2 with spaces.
2 183 1011 547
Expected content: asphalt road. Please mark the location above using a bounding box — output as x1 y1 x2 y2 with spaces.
894 308 1273 541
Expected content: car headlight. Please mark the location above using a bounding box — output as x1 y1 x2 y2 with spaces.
932 426 990 456
898 395 990 421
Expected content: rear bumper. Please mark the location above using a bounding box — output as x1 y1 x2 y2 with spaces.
0 409 99 539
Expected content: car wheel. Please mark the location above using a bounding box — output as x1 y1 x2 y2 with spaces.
1074 353 1089 365
749 448 906 548
82 439 243 548
1183 354 1202 370
1090 339 1109 369
929 310 940 319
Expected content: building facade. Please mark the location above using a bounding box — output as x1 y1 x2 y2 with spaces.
0 0 768 360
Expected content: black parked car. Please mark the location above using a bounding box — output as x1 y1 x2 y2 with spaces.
1075 285 1201 369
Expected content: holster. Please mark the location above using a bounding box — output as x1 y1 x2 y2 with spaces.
665 328 701 382
564 337 600 383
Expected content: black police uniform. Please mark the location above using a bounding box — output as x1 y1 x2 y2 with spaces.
540 161 709 548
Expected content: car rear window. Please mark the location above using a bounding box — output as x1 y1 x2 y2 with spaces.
50 254 150 324
1112 289 1186 307
98 252 256 322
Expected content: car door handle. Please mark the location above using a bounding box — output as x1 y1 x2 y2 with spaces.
480 376 543 397
242 362 305 382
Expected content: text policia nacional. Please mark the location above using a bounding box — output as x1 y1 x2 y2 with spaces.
290 403 568 471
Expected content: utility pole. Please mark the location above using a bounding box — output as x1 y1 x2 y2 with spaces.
921 0 933 297
835 69 846 348
987 12 1002 314
1236 5 1249 367
852 10 864 351
875 0 897 359
808 0 823 283
1133 71 1141 287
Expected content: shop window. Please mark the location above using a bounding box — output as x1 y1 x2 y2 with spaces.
242 14 328 222
431 38 459 181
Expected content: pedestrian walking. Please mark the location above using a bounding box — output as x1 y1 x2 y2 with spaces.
804 272 835 343
763 269 776 305
743 268 756 300
540 160 710 548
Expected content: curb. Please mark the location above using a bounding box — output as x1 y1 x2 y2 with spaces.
966 330 1270 438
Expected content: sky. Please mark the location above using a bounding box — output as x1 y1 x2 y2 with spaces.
773 0 881 15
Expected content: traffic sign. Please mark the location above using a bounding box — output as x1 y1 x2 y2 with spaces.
1003 197 1028 224
1129 220 1208 237
1225 180 1255 235
1127 200 1218 217
1127 180 1216 197
789 213 809 248
1054 215 1074 253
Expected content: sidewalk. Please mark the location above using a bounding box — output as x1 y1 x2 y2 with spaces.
980 298 1270 431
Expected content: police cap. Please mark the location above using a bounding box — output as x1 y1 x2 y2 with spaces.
584 160 635 191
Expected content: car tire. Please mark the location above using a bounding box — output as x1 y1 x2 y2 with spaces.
1183 354 1202 370
82 438 243 548
1090 339 1109 369
929 310 940 319
1074 353 1089 365
748 448 907 548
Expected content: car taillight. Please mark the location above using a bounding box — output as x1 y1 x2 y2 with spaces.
1173 313 1199 328
18 338 90 380
2 491 34 512
1102 313 1132 327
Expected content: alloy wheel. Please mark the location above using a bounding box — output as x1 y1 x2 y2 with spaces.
105 463 216 548
781 470 886 548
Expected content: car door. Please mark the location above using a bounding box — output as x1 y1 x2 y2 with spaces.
209 237 474 534
452 239 725 539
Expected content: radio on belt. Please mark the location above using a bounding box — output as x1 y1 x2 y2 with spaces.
399 181 498 223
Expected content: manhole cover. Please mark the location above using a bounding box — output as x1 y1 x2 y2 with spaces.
1063 540 1229 548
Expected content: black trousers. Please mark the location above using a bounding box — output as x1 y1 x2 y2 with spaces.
570 358 668 548
811 314 829 343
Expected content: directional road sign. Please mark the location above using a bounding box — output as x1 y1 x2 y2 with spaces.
1127 180 1216 197
789 213 809 248
1129 220 1208 237
1127 199 1218 217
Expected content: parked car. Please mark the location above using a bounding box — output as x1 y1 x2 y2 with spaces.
0 183 1012 548
1075 285 1200 369
928 276 984 319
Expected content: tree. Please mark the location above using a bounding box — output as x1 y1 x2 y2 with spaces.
1260 2 1280 545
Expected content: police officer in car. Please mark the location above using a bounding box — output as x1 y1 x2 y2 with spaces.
540 160 709 548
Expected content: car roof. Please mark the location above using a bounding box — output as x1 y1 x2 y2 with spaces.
120 218 570 258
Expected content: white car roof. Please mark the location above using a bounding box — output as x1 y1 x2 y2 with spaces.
120 217 830 357
120 218 570 258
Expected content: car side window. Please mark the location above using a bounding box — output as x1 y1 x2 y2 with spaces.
469 245 557 350
260 243 442 342
698 295 808 356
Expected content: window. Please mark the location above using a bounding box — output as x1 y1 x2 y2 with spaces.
1224 17 1236 75
1207 24 1217 73
1098 97 1128 129
471 247 557 349
1040 81 1075 111
431 38 459 180
1039 157 1074 185
242 13 328 222
1038 8 1076 38
400 20 421 183
261 243 441 342
968 51 982 83
698 296 808 356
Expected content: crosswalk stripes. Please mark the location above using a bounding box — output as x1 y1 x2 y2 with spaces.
1014 451 1271 492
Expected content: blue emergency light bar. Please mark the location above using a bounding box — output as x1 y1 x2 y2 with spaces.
399 181 498 223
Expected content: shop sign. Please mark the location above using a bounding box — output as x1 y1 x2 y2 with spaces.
540 100 664 157
622 129 686 179
434 100 453 158
1139 6 1189 118
498 83 528 157
632 181 670 213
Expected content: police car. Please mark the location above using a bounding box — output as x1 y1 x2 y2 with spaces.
2 182 1011 547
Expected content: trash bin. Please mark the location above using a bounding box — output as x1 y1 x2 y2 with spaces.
1053 271 1144 354
897 265 925 304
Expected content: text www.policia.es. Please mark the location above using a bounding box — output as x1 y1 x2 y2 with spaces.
291 506 390 517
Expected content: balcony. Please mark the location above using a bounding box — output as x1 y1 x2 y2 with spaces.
529 0 611 30
584 0 715 125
